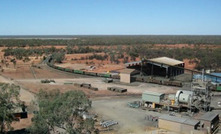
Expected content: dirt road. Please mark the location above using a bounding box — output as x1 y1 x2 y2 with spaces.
0 74 36 104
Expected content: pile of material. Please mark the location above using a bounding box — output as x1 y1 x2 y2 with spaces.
41 79 55 83
128 101 140 108
74 83 98 91
100 120 118 128
107 87 127 93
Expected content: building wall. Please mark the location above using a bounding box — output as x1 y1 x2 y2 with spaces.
158 119 182 133
190 130 207 134
200 115 219 134
181 124 198 134
202 121 211 133
120 73 131 83
159 119 202 134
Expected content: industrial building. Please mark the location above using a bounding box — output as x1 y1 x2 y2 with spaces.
158 112 220 134
158 115 203 134
120 68 139 83
126 57 185 78
198 112 219 134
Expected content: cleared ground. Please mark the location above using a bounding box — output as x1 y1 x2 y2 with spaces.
15 77 180 96
92 97 178 134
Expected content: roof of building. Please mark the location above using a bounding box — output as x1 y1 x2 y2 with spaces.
148 57 184 66
183 118 200 126
120 69 137 74
125 61 141 67
143 91 165 96
199 112 219 121
159 114 200 126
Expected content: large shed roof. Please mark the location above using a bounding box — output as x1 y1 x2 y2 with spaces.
199 112 219 121
159 114 200 126
149 57 184 66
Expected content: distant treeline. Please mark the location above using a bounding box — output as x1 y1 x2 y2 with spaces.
2 44 221 70
126 46 221 70
0 35 221 46
3 47 62 59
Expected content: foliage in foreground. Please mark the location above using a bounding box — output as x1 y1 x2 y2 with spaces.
29 90 93 134
0 83 22 133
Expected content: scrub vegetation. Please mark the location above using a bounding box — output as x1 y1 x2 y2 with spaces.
1 35 221 47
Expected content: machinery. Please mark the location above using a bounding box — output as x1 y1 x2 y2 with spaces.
175 90 193 105
174 82 212 112
142 81 212 112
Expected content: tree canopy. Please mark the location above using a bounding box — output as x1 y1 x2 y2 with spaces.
29 90 93 134
0 83 22 133
51 52 65 63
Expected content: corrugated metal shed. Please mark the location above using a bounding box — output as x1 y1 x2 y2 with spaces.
142 91 165 103
143 91 164 96
199 112 219 121
159 115 200 126
149 57 184 66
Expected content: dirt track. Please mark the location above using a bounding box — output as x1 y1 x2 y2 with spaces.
0 75 35 104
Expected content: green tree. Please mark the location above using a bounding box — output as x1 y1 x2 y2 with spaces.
29 90 93 134
51 52 65 63
11 59 16 68
0 83 22 133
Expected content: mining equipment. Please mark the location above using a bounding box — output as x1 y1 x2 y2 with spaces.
142 82 212 112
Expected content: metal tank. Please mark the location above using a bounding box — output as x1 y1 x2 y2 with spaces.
175 90 193 105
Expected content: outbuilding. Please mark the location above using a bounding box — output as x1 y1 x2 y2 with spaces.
142 91 165 103
158 115 202 134
120 69 139 83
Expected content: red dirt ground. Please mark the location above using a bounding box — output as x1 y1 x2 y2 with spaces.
17 81 136 98
183 59 197 70
11 114 33 130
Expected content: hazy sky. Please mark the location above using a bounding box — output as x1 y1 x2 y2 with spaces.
0 0 221 35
